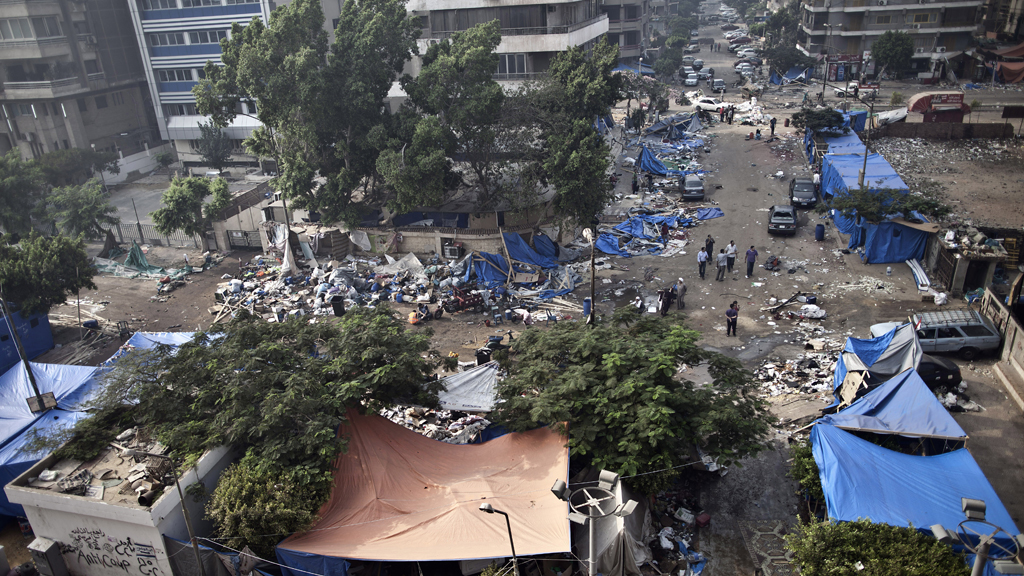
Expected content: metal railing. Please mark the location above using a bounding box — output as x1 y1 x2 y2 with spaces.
87 72 105 82
3 77 80 93
430 14 607 39
0 36 67 47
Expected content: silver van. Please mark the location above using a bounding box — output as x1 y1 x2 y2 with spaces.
681 174 704 200
870 310 1001 360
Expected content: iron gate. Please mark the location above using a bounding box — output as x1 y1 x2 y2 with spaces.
227 230 263 248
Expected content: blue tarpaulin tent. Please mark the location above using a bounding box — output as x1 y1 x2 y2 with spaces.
502 233 557 269
533 234 558 260
467 252 511 285
0 310 53 375
612 63 654 76
637 146 670 176
819 370 967 440
831 324 922 409
0 409 87 517
769 66 812 85
811 423 1019 547
614 215 680 239
596 234 631 257
842 110 868 132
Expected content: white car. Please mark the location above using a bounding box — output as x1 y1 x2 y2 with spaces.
725 31 746 39
684 73 699 87
737 49 758 58
693 97 724 112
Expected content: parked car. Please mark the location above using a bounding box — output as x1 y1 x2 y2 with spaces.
681 65 696 77
789 178 817 207
682 55 696 66
712 78 726 93
870 310 1001 360
681 174 705 200
684 44 701 54
692 59 705 71
728 39 753 50
915 354 963 391
735 63 753 75
693 97 724 112
725 31 745 40
767 205 798 235
735 56 763 66
721 23 739 30
698 70 713 81
736 49 759 58
684 73 699 87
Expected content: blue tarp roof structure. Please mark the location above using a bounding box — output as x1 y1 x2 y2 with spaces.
467 252 511 285
612 63 654 76
0 362 102 443
614 215 680 239
637 146 669 176
0 310 53 375
0 409 87 517
819 370 967 440
769 66 812 85
861 220 930 264
831 324 922 409
811 424 1019 547
502 233 557 269
596 234 630 257
533 234 558 261
822 152 908 201
843 110 868 132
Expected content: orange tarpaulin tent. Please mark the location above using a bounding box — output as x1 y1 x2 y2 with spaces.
277 412 571 571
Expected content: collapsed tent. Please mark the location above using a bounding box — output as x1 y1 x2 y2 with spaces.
437 361 499 412
276 412 570 575
770 66 812 85
637 146 670 176
811 423 1019 547
94 241 193 280
819 369 967 441
644 113 703 140
831 324 922 408
0 310 53 375
614 215 683 239
0 409 87 517
503 233 558 269
597 234 631 258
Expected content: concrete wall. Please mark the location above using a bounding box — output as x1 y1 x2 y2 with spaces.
982 275 1024 381
99 143 174 184
6 445 235 576
356 225 535 257
868 122 1014 140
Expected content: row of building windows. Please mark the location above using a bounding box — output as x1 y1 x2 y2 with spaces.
162 100 256 116
157 68 206 82
149 29 227 46
0 17 63 41
2 92 127 122
140 0 257 10
873 13 938 24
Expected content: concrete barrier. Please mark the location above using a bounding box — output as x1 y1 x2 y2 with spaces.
868 122 1014 140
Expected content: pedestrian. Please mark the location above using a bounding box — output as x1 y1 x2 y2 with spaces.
183 253 190 267
812 170 821 191
673 277 686 309
707 77 712 88
726 240 737 272
727 107 734 125
853 85 859 99
725 301 738 336
716 248 727 281
755 128 761 140
719 107 726 122
745 245 758 278
632 172 639 194
659 289 675 317
697 247 708 280
632 296 644 315
709 67 715 77
646 172 653 192
660 222 670 245
770 116 777 137
705 234 715 255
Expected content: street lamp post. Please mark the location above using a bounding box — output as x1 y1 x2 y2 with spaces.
931 498 1024 576
479 503 519 576
123 449 206 576
550 470 639 576
855 95 874 188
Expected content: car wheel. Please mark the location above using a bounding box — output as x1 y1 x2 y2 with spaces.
960 347 979 361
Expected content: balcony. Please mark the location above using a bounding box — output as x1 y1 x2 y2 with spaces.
493 71 543 81
803 0 982 10
1 76 84 99
0 36 69 59
427 14 609 53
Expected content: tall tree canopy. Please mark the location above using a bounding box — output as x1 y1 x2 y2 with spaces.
871 31 914 78
195 121 233 173
491 312 773 493
0 151 43 235
151 176 232 251
35 148 120 188
45 179 120 240
0 233 96 314
818 185 951 224
195 0 419 224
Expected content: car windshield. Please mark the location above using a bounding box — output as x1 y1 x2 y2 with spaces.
772 211 795 222
794 183 814 194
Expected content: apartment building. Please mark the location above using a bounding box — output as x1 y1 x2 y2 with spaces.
981 0 1024 37
797 0 983 80
602 0 650 60
0 0 161 165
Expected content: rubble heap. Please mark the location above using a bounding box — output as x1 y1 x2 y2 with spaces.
379 406 492 444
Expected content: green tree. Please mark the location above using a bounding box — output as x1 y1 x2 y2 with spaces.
818 184 951 224
764 45 816 77
545 119 613 226
195 121 233 172
791 107 849 136
789 439 824 502
969 99 982 123
53 307 444 556
154 151 175 169
890 91 906 107
872 31 914 79
35 148 119 188
785 518 970 576
491 312 773 493
653 46 683 79
151 176 232 251
45 179 120 240
0 233 96 314
547 37 622 122
0 151 43 235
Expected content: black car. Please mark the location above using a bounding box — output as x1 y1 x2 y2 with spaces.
789 178 817 207
916 354 963 390
767 205 798 235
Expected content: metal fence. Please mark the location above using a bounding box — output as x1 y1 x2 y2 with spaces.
101 222 202 248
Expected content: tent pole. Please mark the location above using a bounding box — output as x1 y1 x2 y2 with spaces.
498 227 514 285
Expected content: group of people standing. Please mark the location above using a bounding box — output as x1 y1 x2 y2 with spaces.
718 106 735 125
695 236 755 281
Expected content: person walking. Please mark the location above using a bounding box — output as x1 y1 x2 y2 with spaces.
660 222 670 245
719 107 726 122
726 240 737 273
725 301 738 336
659 288 675 317
632 172 639 194
745 245 759 278
715 248 727 281
697 247 708 280
673 277 686 309
770 117 777 137
705 234 715 256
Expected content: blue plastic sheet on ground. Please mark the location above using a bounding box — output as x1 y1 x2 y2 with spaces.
503 233 557 269
811 423 1020 548
536 289 574 299
470 252 511 284
614 215 679 239
637 146 669 175
696 207 724 220
770 66 811 85
533 234 558 260
596 234 631 257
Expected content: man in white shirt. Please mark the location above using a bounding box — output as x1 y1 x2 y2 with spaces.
726 241 737 273
697 247 708 280
715 249 728 281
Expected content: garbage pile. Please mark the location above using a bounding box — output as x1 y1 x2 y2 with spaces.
873 138 1014 175
754 349 839 398
595 208 724 259
379 406 493 444
646 485 708 576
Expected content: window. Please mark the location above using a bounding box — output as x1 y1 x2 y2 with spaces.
142 0 176 8
332 18 340 30
72 20 91 34
63 139 69 149
31 17 62 38
19 104 32 115
95 95 108 108
246 101 256 114
39 102 48 116
0 18 34 40
961 325 996 337
150 32 185 46
157 68 193 81
196 68 206 79
51 102 60 116
874 15 891 24
497 53 526 76
112 91 124 105
912 12 937 23
226 0 259 4
189 30 227 44
84 59 100 74
937 327 961 339
163 103 197 116
918 328 936 339
182 0 219 6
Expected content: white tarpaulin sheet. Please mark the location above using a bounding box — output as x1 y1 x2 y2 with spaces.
438 361 500 412
375 252 425 278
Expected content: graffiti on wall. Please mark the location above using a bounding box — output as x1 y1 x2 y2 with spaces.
59 527 163 576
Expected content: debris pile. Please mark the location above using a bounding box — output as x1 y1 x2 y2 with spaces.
645 483 708 576
379 406 493 444
754 349 839 399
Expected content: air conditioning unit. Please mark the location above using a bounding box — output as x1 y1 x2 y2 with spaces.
877 0 887 6
87 34 97 44
936 46 946 52
913 23 922 28
916 47 926 52
428 39 440 45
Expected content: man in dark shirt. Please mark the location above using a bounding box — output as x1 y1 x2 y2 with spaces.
725 301 738 336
